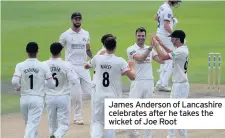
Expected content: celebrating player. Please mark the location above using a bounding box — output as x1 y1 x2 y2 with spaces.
11 42 55 138
59 12 92 125
152 30 189 138
126 27 164 138
84 37 136 138
44 42 79 138
154 0 182 92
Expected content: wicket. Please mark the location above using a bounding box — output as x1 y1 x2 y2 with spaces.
208 53 221 92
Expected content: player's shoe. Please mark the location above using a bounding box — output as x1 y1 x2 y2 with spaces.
74 119 84 125
157 85 171 92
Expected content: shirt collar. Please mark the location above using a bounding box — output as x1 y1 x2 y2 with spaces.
134 43 147 49
50 57 62 60
26 58 38 61
70 28 83 34
165 2 172 9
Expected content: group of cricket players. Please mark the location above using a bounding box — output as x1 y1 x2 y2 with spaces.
11 0 190 138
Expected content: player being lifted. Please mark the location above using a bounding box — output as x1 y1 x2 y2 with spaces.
126 27 164 138
152 30 189 138
84 37 136 138
11 42 55 138
154 0 182 92
43 42 79 138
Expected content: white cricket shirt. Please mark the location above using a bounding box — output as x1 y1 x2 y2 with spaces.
87 54 130 100
127 43 158 80
13 58 52 96
59 28 90 65
43 58 78 95
156 2 174 36
92 46 106 84
168 46 189 83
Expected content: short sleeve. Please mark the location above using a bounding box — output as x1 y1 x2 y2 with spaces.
87 56 96 68
59 32 67 47
164 9 173 22
168 48 183 60
42 63 53 80
120 58 130 73
87 32 90 44
127 48 137 60
13 63 22 77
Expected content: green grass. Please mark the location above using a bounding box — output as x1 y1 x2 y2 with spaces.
2 1 224 83
1 1 225 113
1 94 20 114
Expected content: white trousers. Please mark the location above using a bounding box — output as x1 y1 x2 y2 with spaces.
168 82 190 138
90 85 115 138
20 95 44 138
156 60 173 87
128 80 154 138
45 94 71 138
156 33 174 87
70 65 92 121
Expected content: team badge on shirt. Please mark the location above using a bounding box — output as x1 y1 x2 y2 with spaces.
130 50 136 55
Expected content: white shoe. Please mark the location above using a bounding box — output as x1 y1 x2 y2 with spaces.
158 86 171 92
74 119 84 125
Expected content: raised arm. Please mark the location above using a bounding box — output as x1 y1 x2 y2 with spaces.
122 60 136 80
152 37 171 61
127 47 153 62
155 35 173 53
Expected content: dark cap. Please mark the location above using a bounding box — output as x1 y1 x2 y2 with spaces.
26 42 38 53
71 12 82 19
169 30 186 43
50 42 63 56
101 34 116 44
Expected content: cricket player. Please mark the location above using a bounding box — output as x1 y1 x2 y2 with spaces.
59 12 92 125
93 34 115 82
89 34 116 136
44 42 79 138
126 27 164 138
11 42 55 138
154 0 182 92
152 30 189 138
84 37 136 138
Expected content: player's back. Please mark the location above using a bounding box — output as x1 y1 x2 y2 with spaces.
94 54 128 100
156 2 174 35
171 46 189 83
17 59 50 96
44 58 72 95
